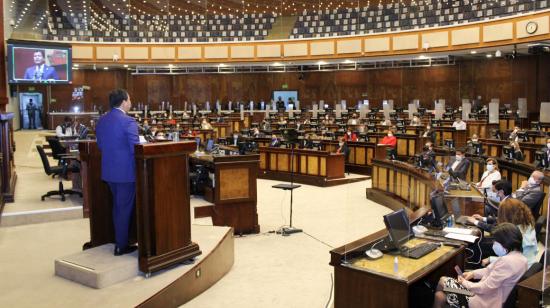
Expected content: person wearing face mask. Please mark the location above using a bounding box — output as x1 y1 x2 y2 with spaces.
422 124 436 143
452 117 467 130
421 142 436 171
466 134 482 155
468 180 513 232
509 126 520 142
380 129 397 148
269 134 280 147
445 148 470 181
508 141 524 161
476 158 501 190
481 199 538 268
512 171 545 213
336 137 350 162
410 115 422 126
343 128 358 142
433 223 527 308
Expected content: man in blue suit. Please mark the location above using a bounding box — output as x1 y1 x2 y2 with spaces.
23 50 59 81
96 89 140 256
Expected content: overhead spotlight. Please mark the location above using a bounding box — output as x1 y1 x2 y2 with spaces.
495 50 502 57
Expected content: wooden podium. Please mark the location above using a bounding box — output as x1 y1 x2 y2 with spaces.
135 142 201 274
375 144 389 160
79 141 201 275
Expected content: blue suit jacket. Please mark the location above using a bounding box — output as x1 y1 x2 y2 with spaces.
96 108 140 183
23 65 59 80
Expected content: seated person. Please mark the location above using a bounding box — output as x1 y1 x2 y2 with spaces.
433 223 528 308
347 113 358 125
56 116 75 137
378 129 397 148
482 199 538 268
513 170 544 200
260 119 271 131
410 115 422 126
452 117 467 130
467 180 513 232
476 158 501 190
422 124 436 143
509 141 524 161
508 126 520 142
269 134 281 147
380 118 392 126
336 137 350 162
277 116 287 125
200 118 213 130
251 127 260 138
466 134 481 154
445 148 470 180
537 137 550 168
421 142 436 171
343 128 358 142
302 134 314 149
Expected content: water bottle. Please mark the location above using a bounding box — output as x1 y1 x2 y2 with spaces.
393 256 399 273
447 215 452 227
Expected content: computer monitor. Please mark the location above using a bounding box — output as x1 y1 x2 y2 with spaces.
445 107 454 113
368 112 377 120
444 139 454 149
471 141 483 156
431 119 440 127
205 139 215 152
367 124 376 132
503 146 514 160
418 107 426 116
395 106 404 113
389 112 398 119
535 151 548 169
396 124 406 134
383 209 411 250
371 107 379 113
431 193 450 227
396 119 405 126
443 112 453 120
414 154 423 168
516 131 528 142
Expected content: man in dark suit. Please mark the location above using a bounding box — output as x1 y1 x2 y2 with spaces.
23 50 59 81
26 99 37 129
513 170 545 216
96 89 140 256
445 148 470 180
421 142 436 172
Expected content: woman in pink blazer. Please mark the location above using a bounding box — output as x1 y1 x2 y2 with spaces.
433 223 528 308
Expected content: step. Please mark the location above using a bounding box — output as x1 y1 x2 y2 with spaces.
55 243 138 289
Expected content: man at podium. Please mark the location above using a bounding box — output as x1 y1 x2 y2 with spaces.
96 89 140 256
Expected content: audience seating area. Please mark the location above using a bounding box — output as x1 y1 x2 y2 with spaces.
41 0 549 42
290 0 549 38
44 7 275 42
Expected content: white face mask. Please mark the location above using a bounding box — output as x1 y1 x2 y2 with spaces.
339 142 344 147
388 133 393 137
455 155 462 161
528 177 538 186
486 164 494 172
547 143 550 149
492 242 507 257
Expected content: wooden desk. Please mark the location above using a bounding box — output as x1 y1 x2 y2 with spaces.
445 187 485 216
330 209 465 308
191 153 260 235
258 146 345 186
369 159 433 211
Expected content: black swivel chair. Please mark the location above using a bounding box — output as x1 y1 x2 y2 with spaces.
46 137 68 163
36 145 82 201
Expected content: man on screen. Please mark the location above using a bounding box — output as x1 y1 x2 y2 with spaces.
23 50 59 81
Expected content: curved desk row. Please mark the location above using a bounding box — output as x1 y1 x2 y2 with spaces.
329 207 465 308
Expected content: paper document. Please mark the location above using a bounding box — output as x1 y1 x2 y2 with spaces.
444 233 478 243
443 227 473 235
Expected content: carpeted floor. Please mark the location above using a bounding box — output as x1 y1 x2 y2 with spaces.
0 131 391 307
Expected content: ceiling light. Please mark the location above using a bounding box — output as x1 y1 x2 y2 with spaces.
470 50 477 54
103 67 109 70
486 54 493 58
495 50 502 57
317 61 327 65
123 64 128 68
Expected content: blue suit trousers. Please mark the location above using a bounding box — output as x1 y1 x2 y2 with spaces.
107 182 136 249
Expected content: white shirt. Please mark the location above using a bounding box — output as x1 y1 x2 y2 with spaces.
55 125 74 137
452 121 466 130
451 159 461 171
477 170 502 189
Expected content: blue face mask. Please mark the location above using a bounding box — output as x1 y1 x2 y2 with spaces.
492 242 507 257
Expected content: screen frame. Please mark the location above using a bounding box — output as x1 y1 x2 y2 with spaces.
7 40 72 85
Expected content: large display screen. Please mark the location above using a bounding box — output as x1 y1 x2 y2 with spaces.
272 90 298 104
7 41 72 84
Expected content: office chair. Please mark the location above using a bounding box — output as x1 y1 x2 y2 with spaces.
37 145 82 201
46 137 67 164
